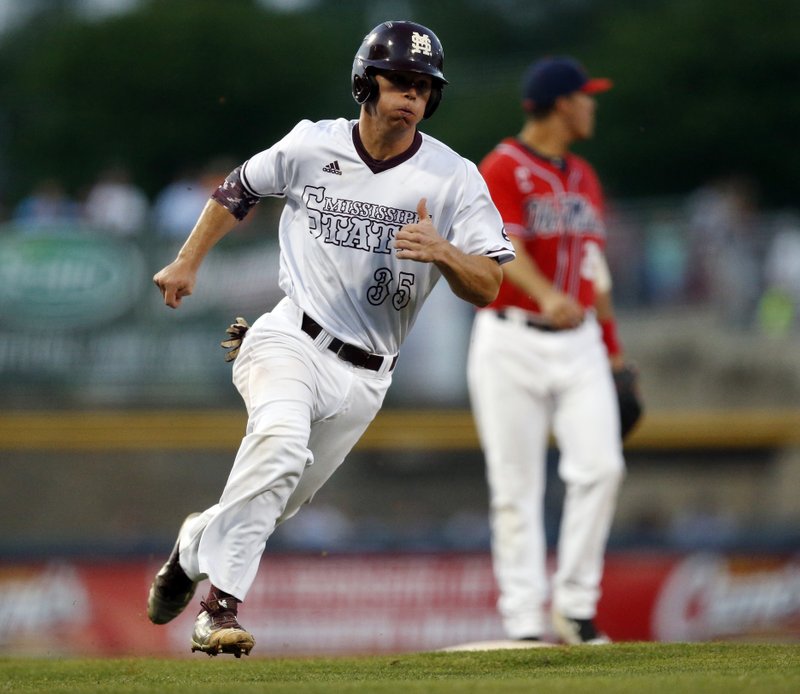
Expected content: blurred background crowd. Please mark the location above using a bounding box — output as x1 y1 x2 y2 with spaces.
1 0 799 561
1 0 798 335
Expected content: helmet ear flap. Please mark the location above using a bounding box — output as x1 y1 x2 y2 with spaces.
424 84 442 119
352 70 379 105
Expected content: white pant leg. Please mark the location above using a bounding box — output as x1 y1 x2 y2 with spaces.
278 360 390 524
184 330 315 600
551 319 625 619
467 311 552 638
179 299 390 601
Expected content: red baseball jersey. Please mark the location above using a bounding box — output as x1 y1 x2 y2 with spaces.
479 137 607 314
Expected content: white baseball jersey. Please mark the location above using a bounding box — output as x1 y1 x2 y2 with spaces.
173 119 514 603
240 118 514 355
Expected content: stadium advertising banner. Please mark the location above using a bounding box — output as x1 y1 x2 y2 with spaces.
0 228 474 408
1 551 798 657
0 228 282 408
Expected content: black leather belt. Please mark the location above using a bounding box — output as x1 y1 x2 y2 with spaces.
495 309 562 332
301 313 398 372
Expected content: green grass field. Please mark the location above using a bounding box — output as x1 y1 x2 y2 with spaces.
2 642 798 693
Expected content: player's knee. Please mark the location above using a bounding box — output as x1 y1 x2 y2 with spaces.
490 501 530 544
596 455 626 490
605 458 626 487
562 454 625 487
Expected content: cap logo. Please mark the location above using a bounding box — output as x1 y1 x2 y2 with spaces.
410 32 432 56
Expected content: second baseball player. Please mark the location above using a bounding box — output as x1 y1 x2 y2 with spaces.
467 56 627 645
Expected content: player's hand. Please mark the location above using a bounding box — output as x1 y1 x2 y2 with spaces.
539 288 585 329
394 198 447 263
153 259 197 309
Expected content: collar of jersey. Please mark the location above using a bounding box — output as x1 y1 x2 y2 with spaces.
513 137 568 172
352 124 423 174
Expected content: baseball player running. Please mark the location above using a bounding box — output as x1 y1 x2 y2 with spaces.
467 56 626 645
147 20 514 657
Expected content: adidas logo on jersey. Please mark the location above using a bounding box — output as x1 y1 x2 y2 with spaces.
322 160 342 175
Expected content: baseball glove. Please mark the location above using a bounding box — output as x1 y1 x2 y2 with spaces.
220 316 250 363
613 363 644 440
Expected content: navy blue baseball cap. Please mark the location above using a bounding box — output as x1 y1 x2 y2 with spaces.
522 56 612 111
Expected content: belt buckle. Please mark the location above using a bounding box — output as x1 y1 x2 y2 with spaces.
332 340 369 369
331 340 349 361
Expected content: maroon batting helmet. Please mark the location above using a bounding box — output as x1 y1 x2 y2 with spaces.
351 20 448 119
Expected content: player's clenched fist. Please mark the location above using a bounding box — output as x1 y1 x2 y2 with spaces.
539 287 585 329
153 259 197 309
394 198 447 263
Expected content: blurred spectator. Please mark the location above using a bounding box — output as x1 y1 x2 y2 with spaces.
152 159 231 239
641 212 688 305
685 174 764 327
84 164 150 236
759 213 800 336
604 201 646 309
151 167 207 239
12 178 81 229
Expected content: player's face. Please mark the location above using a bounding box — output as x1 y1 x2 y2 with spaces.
561 92 597 141
373 70 431 127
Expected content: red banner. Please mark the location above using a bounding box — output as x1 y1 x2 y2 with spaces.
1 551 798 657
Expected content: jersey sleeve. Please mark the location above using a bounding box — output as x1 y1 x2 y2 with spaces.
450 158 515 265
479 150 526 239
240 120 314 198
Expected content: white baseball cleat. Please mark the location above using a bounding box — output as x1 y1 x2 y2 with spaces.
191 596 255 658
552 611 611 645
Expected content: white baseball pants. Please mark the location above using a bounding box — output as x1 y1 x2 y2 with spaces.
176 297 392 600
467 309 625 639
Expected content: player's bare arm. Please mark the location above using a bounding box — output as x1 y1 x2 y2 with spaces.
501 236 584 327
394 198 502 307
153 199 239 308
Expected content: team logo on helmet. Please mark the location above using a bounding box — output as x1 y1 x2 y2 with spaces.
410 32 433 57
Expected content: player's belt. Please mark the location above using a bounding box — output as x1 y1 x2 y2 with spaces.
301 313 398 372
495 309 564 332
